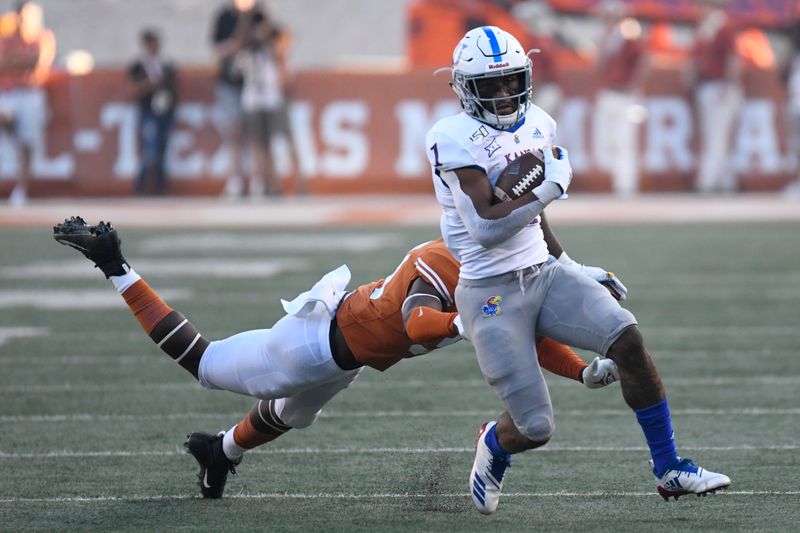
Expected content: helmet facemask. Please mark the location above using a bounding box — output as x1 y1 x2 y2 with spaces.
455 66 532 129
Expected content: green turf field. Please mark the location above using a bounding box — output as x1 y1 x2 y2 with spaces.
1 222 798 531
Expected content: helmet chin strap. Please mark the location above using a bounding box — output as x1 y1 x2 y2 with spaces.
478 96 525 129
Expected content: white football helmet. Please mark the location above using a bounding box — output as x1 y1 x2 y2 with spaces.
450 26 532 130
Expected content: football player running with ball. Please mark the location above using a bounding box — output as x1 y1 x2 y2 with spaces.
53 218 620 499
426 26 730 514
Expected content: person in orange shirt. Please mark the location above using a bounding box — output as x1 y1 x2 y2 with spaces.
53 216 621 499
0 1 54 206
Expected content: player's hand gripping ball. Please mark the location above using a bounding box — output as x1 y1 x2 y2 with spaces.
492 147 563 204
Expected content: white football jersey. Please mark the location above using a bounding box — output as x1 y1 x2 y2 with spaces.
426 106 557 279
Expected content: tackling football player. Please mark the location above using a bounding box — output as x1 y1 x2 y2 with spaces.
53 216 620 499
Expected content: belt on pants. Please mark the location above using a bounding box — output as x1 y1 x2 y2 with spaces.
328 294 363 371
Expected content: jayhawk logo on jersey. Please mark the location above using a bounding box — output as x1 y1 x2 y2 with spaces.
482 295 502 317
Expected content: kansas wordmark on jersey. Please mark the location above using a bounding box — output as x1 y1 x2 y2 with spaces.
426 106 557 279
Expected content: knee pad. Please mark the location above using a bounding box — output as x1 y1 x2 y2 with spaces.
277 406 321 429
517 412 555 443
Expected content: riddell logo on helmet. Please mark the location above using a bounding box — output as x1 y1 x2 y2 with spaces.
488 62 510 69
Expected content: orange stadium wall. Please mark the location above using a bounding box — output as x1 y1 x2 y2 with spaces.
548 0 797 27
0 66 794 197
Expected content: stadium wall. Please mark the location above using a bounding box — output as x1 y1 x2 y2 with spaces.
0 64 793 198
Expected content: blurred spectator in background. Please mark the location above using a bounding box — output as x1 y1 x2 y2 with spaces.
127 28 178 196
688 0 741 193
646 19 686 63
511 1 563 116
211 0 251 197
234 2 295 197
591 1 647 196
407 0 568 116
406 0 532 70
784 19 800 197
734 27 774 71
0 0 54 206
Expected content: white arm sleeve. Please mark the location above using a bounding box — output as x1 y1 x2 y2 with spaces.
450 177 547 248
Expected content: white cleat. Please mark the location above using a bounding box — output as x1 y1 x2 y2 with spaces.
653 458 731 501
469 421 512 514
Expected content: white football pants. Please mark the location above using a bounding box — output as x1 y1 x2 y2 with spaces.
198 302 362 428
593 89 640 196
695 80 742 192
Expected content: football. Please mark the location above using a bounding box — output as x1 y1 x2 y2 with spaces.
492 149 547 204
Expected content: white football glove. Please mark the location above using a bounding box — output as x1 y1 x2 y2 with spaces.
534 145 572 204
582 357 620 389
453 314 469 342
558 252 628 301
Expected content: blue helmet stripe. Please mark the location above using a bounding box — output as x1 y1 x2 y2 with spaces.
482 27 502 62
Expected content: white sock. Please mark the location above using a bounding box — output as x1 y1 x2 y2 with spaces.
110 269 142 294
222 425 246 462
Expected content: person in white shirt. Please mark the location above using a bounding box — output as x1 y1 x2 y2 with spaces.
426 25 731 515
235 5 295 196
784 19 800 197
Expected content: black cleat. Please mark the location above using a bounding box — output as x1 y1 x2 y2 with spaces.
53 216 130 278
184 432 239 499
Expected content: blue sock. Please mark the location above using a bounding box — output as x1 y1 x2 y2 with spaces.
634 398 679 476
485 424 509 457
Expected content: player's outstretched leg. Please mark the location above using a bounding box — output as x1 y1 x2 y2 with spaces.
184 432 239 499
469 421 512 515
53 216 130 277
53 216 209 379
607 326 731 499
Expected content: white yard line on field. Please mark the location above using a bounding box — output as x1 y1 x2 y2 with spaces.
138 233 404 254
14 325 797 340
0 348 793 365
0 289 191 310
0 327 48 346
1 408 799 423
1 444 798 460
2 375 800 393
0 490 797 504
641 326 799 337
0 258 305 280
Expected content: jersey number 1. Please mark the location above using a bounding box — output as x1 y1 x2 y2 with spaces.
430 143 441 167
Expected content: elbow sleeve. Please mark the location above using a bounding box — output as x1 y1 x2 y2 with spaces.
451 184 547 247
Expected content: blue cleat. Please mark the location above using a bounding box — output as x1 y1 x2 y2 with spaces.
654 457 731 501
469 421 512 514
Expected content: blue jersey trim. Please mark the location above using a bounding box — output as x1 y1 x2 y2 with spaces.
434 168 449 189
505 117 526 133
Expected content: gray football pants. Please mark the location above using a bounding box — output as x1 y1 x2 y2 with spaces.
455 258 636 441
